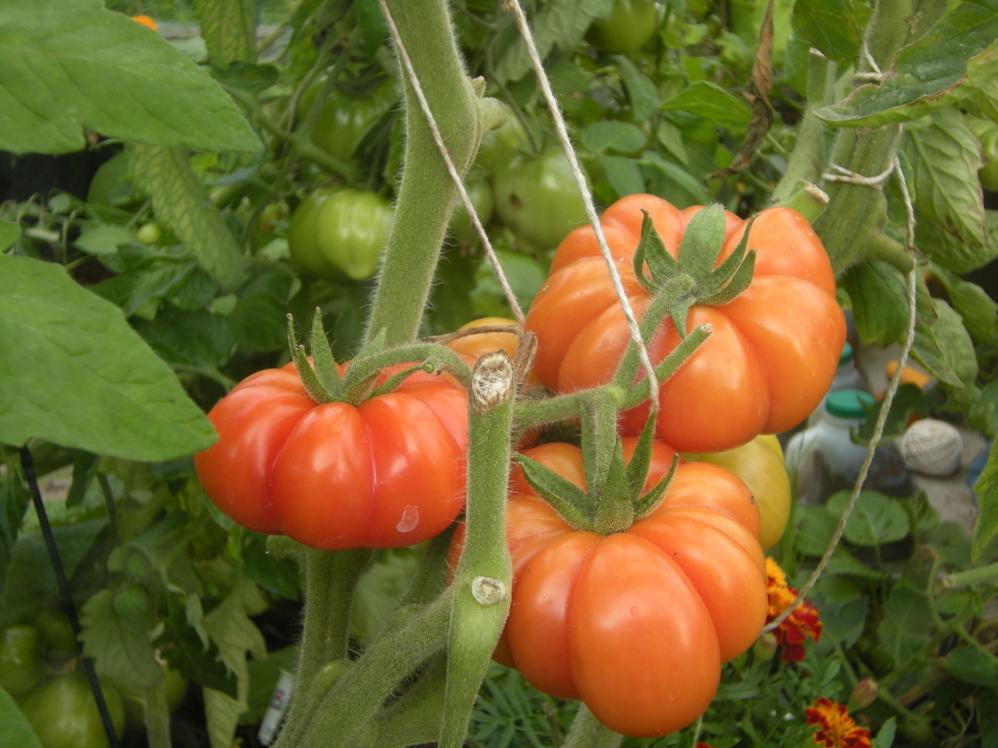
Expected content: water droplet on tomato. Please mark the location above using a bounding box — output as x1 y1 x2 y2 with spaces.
396 505 419 533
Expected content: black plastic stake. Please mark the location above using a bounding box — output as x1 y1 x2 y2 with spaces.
19 446 119 748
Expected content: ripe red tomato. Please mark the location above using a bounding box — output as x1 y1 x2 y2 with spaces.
525 195 845 452
451 440 767 737
194 364 468 549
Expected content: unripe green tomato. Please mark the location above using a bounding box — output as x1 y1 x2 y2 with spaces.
449 179 495 242
34 610 77 666
0 624 44 696
22 673 125 748
136 222 161 245
587 0 659 54
298 80 397 165
288 188 393 281
493 147 589 250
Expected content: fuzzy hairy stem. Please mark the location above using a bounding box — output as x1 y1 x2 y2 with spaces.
364 0 481 346
439 353 515 747
812 0 924 275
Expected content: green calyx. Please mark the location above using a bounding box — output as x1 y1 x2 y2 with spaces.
633 204 756 337
515 412 679 536
286 309 472 406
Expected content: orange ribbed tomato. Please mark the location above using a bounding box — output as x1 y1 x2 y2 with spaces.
525 194 845 452
451 439 767 737
194 364 468 549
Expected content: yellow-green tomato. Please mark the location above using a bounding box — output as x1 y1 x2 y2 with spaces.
493 147 589 250
22 673 125 748
288 188 393 281
449 178 495 242
685 435 791 549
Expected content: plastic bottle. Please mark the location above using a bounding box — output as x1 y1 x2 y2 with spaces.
785 390 874 505
806 343 868 427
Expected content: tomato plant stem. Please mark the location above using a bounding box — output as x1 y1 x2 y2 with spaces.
439 353 515 747
812 0 922 275
299 590 454 746
363 0 481 347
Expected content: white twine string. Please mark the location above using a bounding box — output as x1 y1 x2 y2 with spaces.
766 153 918 632
855 42 885 83
504 0 660 411
822 162 895 186
379 0 525 324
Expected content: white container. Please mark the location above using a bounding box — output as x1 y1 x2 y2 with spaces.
786 389 874 505
807 342 868 427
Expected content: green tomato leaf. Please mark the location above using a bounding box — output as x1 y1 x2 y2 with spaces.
842 261 909 347
193 0 256 67
913 297 978 388
74 223 137 262
0 0 259 154
134 307 235 370
0 255 217 461
612 55 661 122
205 687 247 748
972 440 998 561
876 583 932 666
816 1 998 127
873 718 897 748
1 521 103 625
351 551 421 646
493 0 614 83
599 155 645 198
968 381 998 438
131 145 247 292
202 577 266 748
81 587 162 691
92 249 217 317
826 490 911 546
229 264 299 356
791 0 864 64
0 220 20 252
661 81 752 133
928 264 998 344
903 111 988 270
0 686 43 748
640 152 712 205
942 645 998 687
581 121 646 154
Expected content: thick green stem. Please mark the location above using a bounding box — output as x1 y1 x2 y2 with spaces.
364 0 481 346
439 353 515 747
563 705 623 748
771 49 835 204
942 561 998 589
276 549 369 748
298 591 454 746
813 0 923 276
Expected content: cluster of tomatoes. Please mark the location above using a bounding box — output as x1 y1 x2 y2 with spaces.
0 612 186 748
197 191 843 736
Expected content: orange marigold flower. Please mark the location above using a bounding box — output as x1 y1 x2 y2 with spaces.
805 697 872 748
131 14 158 31
765 557 823 662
